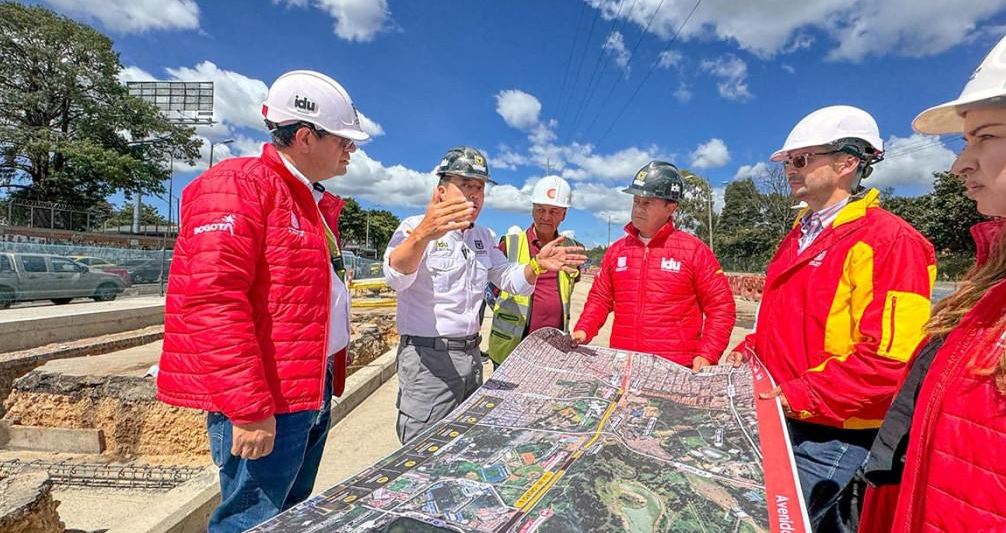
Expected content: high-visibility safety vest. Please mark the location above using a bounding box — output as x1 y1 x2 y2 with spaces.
488 231 578 364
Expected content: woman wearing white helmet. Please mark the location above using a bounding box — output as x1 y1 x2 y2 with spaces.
859 34 1006 533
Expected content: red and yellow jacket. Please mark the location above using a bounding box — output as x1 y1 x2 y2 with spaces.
734 189 936 429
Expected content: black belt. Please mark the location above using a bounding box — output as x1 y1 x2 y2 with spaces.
402 334 481 351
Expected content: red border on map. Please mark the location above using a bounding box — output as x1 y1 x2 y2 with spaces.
750 358 812 533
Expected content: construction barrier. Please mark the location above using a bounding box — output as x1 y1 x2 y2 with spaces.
727 273 765 302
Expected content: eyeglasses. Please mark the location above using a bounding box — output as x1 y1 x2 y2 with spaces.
310 127 355 150
783 150 839 169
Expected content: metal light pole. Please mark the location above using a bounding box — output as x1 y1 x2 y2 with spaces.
607 215 612 247
708 187 715 254
209 138 234 167
160 151 174 296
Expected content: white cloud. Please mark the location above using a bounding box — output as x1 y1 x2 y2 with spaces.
658 50 684 69
495 90 543 131
674 82 693 103
701 56 752 101
489 148 529 171
165 61 269 132
562 145 663 182
485 180 537 213
118 66 155 83
172 135 263 173
44 0 199 33
734 161 771 181
358 111 385 138
869 134 958 191
826 2 1006 61
690 138 731 169
573 183 633 224
781 64 796 74
585 0 1006 61
603 31 631 74
276 0 391 42
322 149 437 208
712 186 726 213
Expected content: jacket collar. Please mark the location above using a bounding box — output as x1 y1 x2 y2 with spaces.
971 219 1006 266
791 188 880 230
624 218 676 246
259 143 345 240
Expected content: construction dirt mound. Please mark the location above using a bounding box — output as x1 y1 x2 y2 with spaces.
2 311 398 465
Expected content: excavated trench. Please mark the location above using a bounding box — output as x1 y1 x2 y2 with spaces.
2 313 396 464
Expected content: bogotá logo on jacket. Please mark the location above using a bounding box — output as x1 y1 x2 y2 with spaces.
194 214 236 237
289 212 305 237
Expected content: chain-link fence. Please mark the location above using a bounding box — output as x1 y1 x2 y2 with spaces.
345 252 384 281
0 200 175 235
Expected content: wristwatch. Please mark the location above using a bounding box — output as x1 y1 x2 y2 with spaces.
528 258 547 276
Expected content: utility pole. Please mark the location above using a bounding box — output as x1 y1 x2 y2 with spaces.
365 210 371 250
708 188 715 254
607 215 612 247
132 192 142 233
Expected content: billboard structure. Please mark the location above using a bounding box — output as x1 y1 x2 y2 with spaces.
126 81 214 126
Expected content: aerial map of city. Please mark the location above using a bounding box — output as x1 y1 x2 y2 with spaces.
251 328 809 533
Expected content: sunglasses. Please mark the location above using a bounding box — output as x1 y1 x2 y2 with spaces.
313 129 355 149
298 122 355 149
783 150 839 169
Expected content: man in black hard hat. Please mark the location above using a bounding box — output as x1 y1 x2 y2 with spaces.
572 160 736 370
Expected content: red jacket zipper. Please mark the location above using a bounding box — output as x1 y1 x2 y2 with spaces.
636 244 649 348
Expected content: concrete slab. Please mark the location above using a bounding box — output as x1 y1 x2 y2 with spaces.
0 421 105 454
38 340 163 378
312 377 401 495
0 295 164 324
0 296 165 353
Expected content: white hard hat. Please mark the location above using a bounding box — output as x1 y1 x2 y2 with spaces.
771 105 883 161
531 175 572 208
262 70 369 142
914 35 1006 134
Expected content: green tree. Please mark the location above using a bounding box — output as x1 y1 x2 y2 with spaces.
920 171 984 254
105 200 169 227
676 169 717 246
585 245 607 267
713 166 794 271
0 2 200 211
337 197 400 253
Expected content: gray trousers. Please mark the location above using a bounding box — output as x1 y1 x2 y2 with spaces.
395 335 483 444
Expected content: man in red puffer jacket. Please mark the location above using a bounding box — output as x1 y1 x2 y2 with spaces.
572 161 736 371
157 70 369 533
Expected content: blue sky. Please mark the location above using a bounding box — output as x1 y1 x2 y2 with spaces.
35 0 1006 246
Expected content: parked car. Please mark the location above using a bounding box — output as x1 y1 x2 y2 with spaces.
69 256 132 286
119 258 170 284
0 253 126 308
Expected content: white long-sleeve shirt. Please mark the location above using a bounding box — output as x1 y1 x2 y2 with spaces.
279 153 350 355
384 215 533 337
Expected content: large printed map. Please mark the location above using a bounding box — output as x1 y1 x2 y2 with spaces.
251 328 809 532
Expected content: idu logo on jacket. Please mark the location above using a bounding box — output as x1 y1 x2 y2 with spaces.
661 257 681 272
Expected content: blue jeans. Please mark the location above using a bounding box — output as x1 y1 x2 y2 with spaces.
789 420 874 533
206 357 335 533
